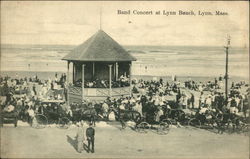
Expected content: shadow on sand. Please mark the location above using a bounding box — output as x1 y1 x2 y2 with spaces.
66 135 78 152
66 135 88 153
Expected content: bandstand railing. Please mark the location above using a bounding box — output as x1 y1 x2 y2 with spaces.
68 86 130 103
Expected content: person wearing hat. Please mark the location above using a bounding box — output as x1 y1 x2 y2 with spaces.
155 106 164 123
76 121 85 153
205 95 212 108
5 91 14 105
190 93 195 109
102 101 109 119
86 123 95 153
135 100 142 116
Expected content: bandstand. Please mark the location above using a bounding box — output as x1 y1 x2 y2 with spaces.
62 30 136 103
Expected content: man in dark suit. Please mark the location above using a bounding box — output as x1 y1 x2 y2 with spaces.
86 123 95 153
190 93 195 109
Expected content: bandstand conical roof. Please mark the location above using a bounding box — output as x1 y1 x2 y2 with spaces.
62 30 136 62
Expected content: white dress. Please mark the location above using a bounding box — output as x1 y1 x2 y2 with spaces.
156 110 163 122
109 111 116 121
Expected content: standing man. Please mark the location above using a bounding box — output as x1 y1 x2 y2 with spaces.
199 92 205 109
190 93 195 109
32 84 37 96
86 123 95 153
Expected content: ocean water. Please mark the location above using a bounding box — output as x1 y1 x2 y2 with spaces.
0 44 248 81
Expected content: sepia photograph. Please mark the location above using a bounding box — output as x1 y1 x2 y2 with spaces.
0 1 249 159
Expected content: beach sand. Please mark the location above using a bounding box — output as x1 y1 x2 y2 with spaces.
1 123 249 158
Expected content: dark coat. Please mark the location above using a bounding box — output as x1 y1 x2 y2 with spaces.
86 127 95 139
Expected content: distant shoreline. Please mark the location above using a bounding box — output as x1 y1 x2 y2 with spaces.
1 70 248 84
1 44 248 80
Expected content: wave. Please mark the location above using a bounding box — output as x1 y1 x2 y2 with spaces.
127 50 146 54
30 47 43 50
149 50 180 54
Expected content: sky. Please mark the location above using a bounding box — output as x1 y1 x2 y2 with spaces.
1 1 249 47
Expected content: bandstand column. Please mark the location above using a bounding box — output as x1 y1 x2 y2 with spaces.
92 62 95 77
113 63 116 81
129 63 132 96
73 63 75 84
82 64 85 102
67 61 70 105
115 62 118 80
109 65 112 97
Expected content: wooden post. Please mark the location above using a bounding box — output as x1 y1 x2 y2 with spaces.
109 65 112 97
116 62 118 80
113 63 116 81
225 36 230 101
225 47 228 100
129 63 132 96
92 62 95 78
82 64 85 102
72 63 75 84
67 61 70 105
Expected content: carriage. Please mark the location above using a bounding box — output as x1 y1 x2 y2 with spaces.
108 105 172 135
0 96 19 127
136 113 172 135
0 109 19 127
170 106 250 135
31 100 71 129
166 106 224 131
187 109 219 130
32 99 105 129
215 111 250 135
69 102 98 126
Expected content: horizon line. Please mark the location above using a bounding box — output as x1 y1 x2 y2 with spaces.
1 43 248 48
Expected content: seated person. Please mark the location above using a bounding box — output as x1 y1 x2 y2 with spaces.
199 105 209 115
101 80 107 88
229 106 239 115
27 107 35 124
3 104 15 113
1 104 18 120
88 82 94 88
132 86 139 93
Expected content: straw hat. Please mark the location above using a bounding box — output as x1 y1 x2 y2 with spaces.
76 122 80 127
80 120 84 126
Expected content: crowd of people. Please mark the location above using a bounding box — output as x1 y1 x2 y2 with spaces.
0 73 68 125
114 77 249 123
0 73 249 129
74 75 130 88
184 76 224 91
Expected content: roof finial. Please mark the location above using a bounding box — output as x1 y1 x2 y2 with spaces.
99 6 102 30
